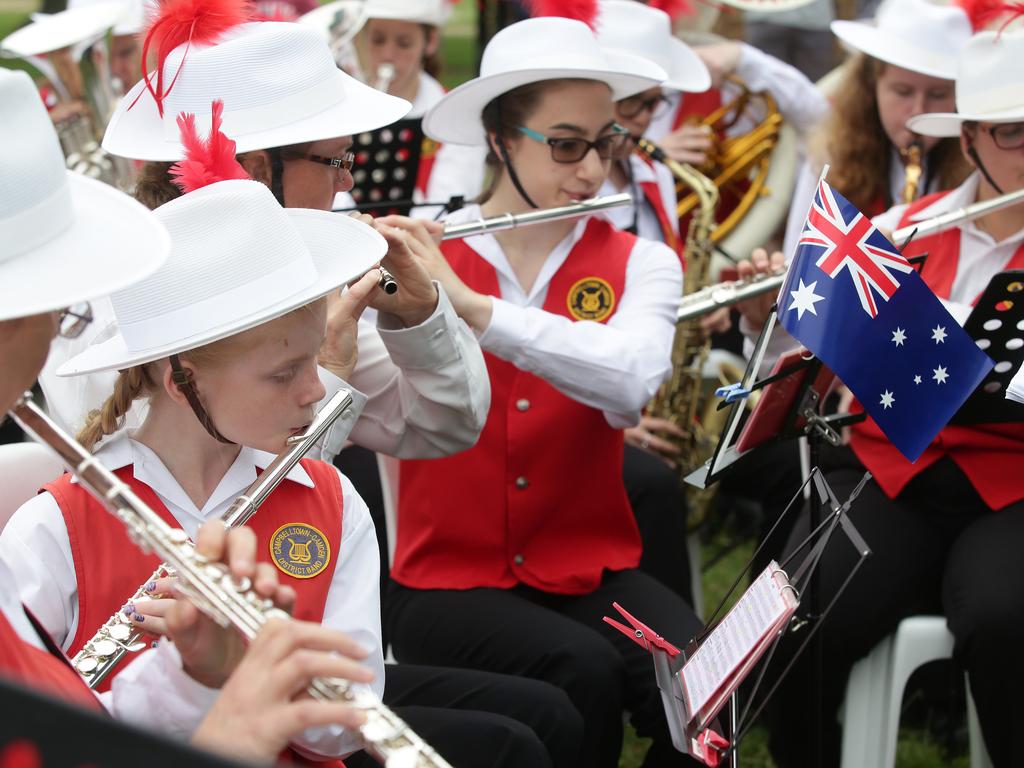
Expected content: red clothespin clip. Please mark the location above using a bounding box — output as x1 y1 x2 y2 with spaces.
693 729 730 767
603 602 681 657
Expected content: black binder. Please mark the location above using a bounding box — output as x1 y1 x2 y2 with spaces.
349 118 425 217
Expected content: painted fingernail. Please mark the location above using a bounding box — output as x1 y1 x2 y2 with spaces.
133 614 145 623
145 581 157 593
122 602 135 616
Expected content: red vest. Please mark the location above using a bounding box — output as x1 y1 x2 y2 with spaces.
393 219 643 594
44 460 343 690
0 609 98 711
671 88 723 131
417 136 440 198
849 190 1024 509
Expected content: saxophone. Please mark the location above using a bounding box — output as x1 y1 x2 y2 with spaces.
638 139 721 498
71 388 353 689
10 392 453 768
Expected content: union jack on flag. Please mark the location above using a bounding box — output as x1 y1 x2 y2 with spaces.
797 178 914 317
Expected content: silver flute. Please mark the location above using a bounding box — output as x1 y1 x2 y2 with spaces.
70 388 354 688
441 193 633 240
9 394 452 768
892 186 1024 243
676 268 788 322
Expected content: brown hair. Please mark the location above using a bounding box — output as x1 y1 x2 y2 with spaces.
809 53 971 211
477 79 590 203
422 23 442 81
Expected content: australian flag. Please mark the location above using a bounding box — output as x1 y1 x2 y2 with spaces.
778 177 993 461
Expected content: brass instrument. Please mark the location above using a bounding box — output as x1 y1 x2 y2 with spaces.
639 138 724 506
375 62 396 94
901 140 923 204
72 388 354 689
892 186 1024 243
674 76 794 269
10 392 453 768
298 0 369 72
441 193 633 239
1 10 136 191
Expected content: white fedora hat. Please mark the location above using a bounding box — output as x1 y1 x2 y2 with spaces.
908 30 1024 137
423 17 667 146
830 0 972 80
0 69 169 323
102 20 411 161
595 0 710 94
1 1 124 57
297 0 369 45
59 179 386 375
364 0 449 27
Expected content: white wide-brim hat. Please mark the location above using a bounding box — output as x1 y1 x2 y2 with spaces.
364 0 449 27
0 69 169 322
424 17 667 146
830 0 972 80
595 0 710 94
908 30 1024 137
103 21 411 161
297 0 369 45
1 1 124 56
60 179 386 375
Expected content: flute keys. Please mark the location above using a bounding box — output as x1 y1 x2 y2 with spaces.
125 641 147 652
383 748 419 768
92 639 117 658
108 624 132 642
76 657 99 674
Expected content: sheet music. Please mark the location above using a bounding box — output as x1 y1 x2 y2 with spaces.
681 563 797 721
1008 361 1024 405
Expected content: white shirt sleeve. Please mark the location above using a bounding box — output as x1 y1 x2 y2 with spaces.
782 159 820 260
479 239 682 428
288 468 385 759
344 283 491 459
732 43 829 136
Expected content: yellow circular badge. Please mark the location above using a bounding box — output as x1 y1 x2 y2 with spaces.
567 277 615 322
270 523 331 579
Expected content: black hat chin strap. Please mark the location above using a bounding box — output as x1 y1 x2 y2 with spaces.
169 354 234 445
496 138 541 210
967 140 1005 196
267 147 287 206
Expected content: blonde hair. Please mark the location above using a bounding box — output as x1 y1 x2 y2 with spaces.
809 53 971 211
76 302 326 451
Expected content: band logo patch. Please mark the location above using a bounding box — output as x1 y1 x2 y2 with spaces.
567 277 615 321
270 523 331 579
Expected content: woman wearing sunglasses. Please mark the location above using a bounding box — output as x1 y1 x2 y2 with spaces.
765 29 1024 768
382 17 708 768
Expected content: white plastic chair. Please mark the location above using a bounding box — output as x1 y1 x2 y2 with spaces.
0 442 66 532
840 615 994 768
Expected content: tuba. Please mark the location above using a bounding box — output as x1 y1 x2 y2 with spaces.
674 75 798 275
0 5 136 191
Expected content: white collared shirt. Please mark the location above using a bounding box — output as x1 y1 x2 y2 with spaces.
38 282 489 462
0 433 383 757
445 205 682 427
599 154 680 246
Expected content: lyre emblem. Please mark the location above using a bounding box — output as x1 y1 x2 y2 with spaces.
287 536 313 565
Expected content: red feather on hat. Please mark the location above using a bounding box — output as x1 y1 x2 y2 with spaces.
169 100 251 193
136 0 253 117
649 0 695 19
956 0 1024 30
525 0 598 27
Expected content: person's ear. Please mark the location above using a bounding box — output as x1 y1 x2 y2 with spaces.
424 27 440 58
159 358 194 408
238 150 273 187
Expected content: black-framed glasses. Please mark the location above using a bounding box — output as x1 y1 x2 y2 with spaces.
58 302 93 339
282 150 356 174
983 122 1024 151
616 93 670 120
516 124 629 163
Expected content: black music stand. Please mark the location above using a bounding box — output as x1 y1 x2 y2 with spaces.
0 676 251 767
951 269 1024 424
348 118 425 217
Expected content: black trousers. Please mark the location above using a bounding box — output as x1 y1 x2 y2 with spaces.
622 444 693 603
765 447 1024 768
386 569 705 768
344 664 582 768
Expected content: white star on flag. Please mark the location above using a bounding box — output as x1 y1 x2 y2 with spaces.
914 375 922 385
933 365 949 384
787 279 825 319
932 325 947 344
880 390 895 409
891 327 907 347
